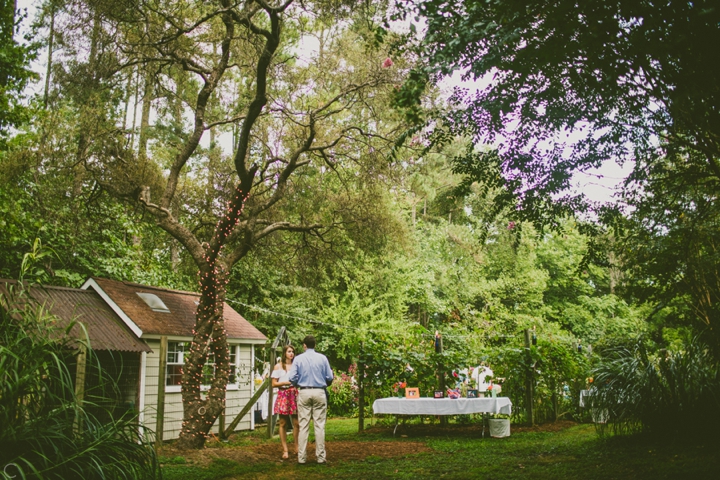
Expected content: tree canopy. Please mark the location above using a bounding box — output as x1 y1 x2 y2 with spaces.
397 0 720 214
0 1 36 141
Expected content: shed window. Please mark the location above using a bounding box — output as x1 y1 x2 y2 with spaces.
166 342 188 386
166 342 238 387
203 348 238 384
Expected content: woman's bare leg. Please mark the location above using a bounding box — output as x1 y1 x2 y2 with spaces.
278 417 289 458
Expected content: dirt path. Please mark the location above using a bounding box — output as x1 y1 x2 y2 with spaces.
159 420 578 467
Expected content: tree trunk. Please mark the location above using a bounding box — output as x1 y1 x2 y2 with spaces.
43 2 55 108
177 184 251 448
73 8 101 177
524 329 535 426
176 266 232 449
138 68 153 158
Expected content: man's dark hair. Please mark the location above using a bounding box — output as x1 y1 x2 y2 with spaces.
303 335 316 349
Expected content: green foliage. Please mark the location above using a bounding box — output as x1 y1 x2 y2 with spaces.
0 284 160 479
223 142 644 422
614 150 720 352
490 331 591 424
328 367 358 417
407 0 720 223
352 327 472 406
0 0 676 449
0 156 193 289
0 3 37 143
591 337 720 438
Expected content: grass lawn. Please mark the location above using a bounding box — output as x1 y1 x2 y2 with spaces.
160 417 720 479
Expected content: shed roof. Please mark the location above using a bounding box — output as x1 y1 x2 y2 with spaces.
0 280 151 353
84 277 267 342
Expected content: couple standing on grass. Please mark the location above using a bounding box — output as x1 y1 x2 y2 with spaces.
271 335 334 465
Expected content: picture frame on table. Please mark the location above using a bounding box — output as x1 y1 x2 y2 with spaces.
405 387 420 399
467 389 478 398
434 390 444 399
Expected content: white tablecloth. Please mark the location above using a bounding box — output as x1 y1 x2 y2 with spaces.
372 397 512 416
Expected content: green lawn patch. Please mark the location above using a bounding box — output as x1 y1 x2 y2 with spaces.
160 418 720 479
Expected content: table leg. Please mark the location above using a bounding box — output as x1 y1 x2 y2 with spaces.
393 415 400 436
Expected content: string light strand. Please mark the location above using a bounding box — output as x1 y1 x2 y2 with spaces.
224 298 472 339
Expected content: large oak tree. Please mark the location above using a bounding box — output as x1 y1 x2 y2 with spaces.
33 0 406 448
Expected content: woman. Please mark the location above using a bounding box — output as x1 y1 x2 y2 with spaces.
271 344 299 459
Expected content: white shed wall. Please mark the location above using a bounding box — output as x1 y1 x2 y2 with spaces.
141 339 255 440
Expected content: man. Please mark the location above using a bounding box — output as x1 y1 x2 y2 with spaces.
288 335 334 465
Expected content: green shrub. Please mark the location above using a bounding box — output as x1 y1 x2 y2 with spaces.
0 284 160 479
328 366 358 417
591 337 720 437
491 334 590 424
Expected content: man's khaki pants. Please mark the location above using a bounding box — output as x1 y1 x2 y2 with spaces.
296 388 327 463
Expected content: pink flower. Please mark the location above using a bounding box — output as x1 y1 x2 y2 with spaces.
382 57 393 68
507 221 516 230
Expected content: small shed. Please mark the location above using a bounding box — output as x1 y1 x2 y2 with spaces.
0 280 152 423
0 277 268 440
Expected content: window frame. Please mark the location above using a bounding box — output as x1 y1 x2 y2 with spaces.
164 341 240 393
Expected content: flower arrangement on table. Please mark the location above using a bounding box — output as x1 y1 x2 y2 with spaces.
393 381 407 397
486 383 502 397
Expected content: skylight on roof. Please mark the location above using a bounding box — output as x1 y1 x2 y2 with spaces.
136 292 171 313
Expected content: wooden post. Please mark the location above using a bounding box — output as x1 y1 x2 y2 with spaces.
435 332 447 425
266 342 277 439
73 343 87 436
358 345 365 432
218 408 226 441
155 336 168 449
223 377 269 437
524 329 535 426
267 377 275 438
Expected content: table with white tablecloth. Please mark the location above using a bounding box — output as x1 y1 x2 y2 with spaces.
372 397 512 435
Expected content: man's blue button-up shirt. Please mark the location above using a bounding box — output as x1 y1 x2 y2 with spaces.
288 348 334 388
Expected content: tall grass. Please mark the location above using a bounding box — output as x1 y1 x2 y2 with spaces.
0 284 160 479
591 337 720 438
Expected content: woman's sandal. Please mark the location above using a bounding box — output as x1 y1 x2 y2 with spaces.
282 451 289 460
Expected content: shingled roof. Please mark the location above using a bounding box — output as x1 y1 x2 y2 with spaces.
83 277 267 342
0 280 151 353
